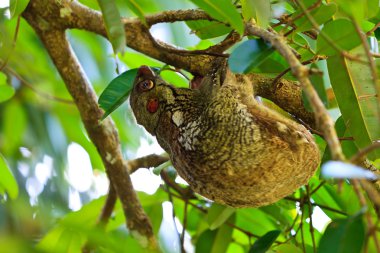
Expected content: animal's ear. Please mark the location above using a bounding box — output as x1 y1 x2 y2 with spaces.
137 65 155 79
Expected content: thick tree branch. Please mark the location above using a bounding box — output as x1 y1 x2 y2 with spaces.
245 23 344 160
22 1 157 248
22 0 315 127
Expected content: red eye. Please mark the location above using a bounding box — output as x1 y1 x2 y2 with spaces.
138 80 154 91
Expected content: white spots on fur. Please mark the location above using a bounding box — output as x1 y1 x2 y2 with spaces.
277 122 288 133
236 103 253 123
172 111 184 127
178 119 201 151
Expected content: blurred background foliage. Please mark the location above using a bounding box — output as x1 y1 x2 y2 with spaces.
0 0 380 252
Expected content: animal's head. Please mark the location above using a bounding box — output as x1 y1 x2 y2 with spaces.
130 66 176 135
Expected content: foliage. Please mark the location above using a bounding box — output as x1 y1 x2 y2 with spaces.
1 0 380 253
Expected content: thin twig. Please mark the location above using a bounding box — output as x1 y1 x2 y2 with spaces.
272 55 327 85
246 22 344 161
4 66 75 104
350 141 380 164
366 21 380 36
165 185 184 253
352 180 380 252
180 201 188 252
306 185 316 253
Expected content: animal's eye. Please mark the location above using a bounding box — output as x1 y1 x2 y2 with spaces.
138 79 154 91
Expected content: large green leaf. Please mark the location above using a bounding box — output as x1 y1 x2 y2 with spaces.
1 101 27 155
98 68 138 120
97 0 126 54
241 0 271 28
294 3 337 32
229 39 274 73
196 221 234 253
9 0 30 18
207 203 235 230
186 20 232 39
249 230 281 253
125 0 146 24
326 52 380 159
317 19 362 56
0 153 18 199
188 0 244 34
317 213 365 253
332 0 379 20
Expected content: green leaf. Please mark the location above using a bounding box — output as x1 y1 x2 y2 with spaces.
332 0 379 20
241 0 271 28
2 101 27 155
207 203 235 230
0 85 15 103
317 19 362 56
0 153 18 199
125 0 146 24
294 3 337 32
302 64 328 111
186 20 232 39
196 222 234 253
249 230 281 253
98 69 138 120
188 0 244 34
229 39 274 73
326 52 380 159
275 243 303 253
9 0 30 18
97 0 126 54
317 213 365 253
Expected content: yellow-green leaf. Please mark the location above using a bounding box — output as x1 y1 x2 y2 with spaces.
97 0 126 54
0 153 19 199
188 0 244 34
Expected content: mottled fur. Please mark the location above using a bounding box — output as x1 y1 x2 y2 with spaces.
130 66 320 207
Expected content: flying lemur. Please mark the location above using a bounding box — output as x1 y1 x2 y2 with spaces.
130 64 320 207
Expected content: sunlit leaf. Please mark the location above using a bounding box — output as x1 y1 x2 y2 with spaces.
97 0 126 54
317 19 362 56
9 0 30 18
249 230 281 253
229 39 274 73
207 203 235 230
0 85 15 103
326 52 380 159
317 213 365 253
332 0 378 20
294 3 337 32
241 0 271 28
275 243 303 253
0 153 18 199
98 69 138 119
186 20 232 39
188 0 244 34
125 0 146 24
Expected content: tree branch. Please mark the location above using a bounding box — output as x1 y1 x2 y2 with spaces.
22 1 157 248
245 22 344 160
21 0 315 127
